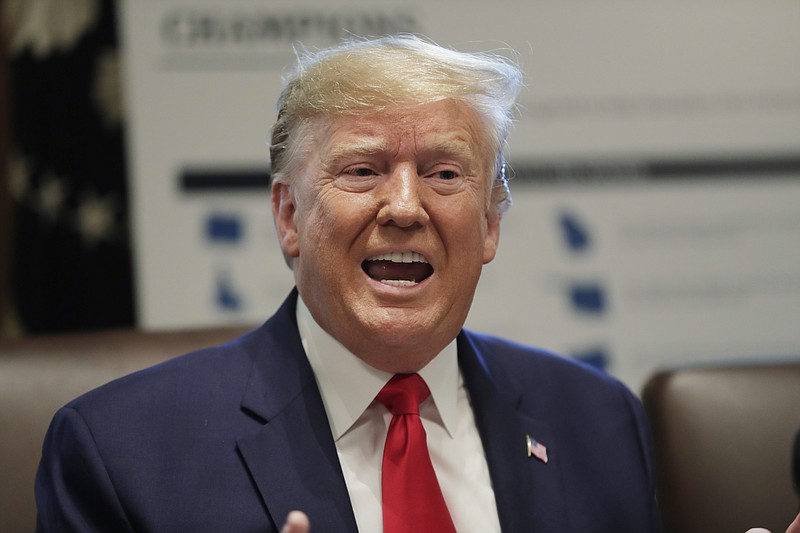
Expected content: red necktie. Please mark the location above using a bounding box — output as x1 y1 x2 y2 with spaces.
376 373 457 533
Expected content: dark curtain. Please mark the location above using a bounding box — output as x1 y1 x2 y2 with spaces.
9 0 134 333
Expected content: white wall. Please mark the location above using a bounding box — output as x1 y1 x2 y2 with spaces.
119 0 800 391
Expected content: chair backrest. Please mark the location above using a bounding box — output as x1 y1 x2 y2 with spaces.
795 429 800 495
642 361 800 533
0 326 251 533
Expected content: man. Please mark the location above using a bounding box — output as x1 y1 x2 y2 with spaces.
36 36 662 532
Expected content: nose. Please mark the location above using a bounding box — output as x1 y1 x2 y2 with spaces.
376 164 430 228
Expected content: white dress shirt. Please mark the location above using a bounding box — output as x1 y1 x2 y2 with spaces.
296 296 501 532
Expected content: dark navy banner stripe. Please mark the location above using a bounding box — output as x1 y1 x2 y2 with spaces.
179 155 800 191
511 154 800 184
180 169 270 191
647 156 800 177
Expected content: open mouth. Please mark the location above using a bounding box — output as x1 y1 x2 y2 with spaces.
362 251 433 287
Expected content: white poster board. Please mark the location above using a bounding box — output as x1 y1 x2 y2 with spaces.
120 0 800 391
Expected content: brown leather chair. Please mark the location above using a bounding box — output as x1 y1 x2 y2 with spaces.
643 361 800 533
0 325 251 533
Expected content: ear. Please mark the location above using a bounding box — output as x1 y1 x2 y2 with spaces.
272 181 300 258
482 209 501 264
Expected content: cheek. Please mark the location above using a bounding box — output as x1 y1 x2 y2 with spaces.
446 192 491 239
298 206 334 254
297 190 366 252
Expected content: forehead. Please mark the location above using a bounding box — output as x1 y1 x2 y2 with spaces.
316 100 488 162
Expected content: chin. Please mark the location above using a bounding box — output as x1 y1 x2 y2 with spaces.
364 311 454 347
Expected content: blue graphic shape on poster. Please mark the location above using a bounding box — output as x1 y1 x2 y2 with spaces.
558 210 591 253
569 283 607 315
571 346 610 371
206 214 243 243
216 269 242 311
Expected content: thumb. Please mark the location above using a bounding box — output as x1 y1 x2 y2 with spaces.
786 512 800 533
281 510 310 533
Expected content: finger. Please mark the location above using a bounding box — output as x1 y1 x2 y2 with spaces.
281 510 310 533
786 512 800 533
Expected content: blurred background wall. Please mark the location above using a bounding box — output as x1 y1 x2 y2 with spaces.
2 0 799 392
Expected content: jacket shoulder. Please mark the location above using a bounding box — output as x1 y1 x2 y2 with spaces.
462 329 624 392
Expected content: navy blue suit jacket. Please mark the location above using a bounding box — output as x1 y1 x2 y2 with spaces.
36 291 661 532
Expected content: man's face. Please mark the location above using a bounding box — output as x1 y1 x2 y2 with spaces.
272 99 501 372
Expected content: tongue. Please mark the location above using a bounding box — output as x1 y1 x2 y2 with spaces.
363 260 432 282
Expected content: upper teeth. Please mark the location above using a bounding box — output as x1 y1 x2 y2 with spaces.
367 252 428 263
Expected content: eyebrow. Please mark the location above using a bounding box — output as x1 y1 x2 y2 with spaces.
420 136 482 175
326 138 389 165
323 134 481 174
421 138 476 159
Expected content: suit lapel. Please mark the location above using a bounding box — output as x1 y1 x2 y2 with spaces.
458 332 569 532
233 294 570 532
235 292 358 532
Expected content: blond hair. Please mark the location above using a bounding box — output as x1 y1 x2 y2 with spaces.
270 34 523 213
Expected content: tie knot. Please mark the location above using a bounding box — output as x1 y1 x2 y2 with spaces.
376 373 430 416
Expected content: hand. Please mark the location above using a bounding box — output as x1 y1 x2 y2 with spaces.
787 512 800 533
281 510 310 533
745 512 800 533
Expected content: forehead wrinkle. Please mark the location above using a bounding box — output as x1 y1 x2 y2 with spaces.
325 137 390 166
320 104 485 173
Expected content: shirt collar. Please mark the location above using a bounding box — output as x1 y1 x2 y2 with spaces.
296 295 460 441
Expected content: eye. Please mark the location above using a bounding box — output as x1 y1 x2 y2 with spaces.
345 167 377 177
435 169 459 180
426 167 461 181
335 164 381 193
423 164 468 195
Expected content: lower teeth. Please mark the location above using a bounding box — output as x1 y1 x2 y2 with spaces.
381 280 418 287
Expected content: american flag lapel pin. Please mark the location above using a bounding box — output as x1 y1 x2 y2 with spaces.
526 434 549 464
